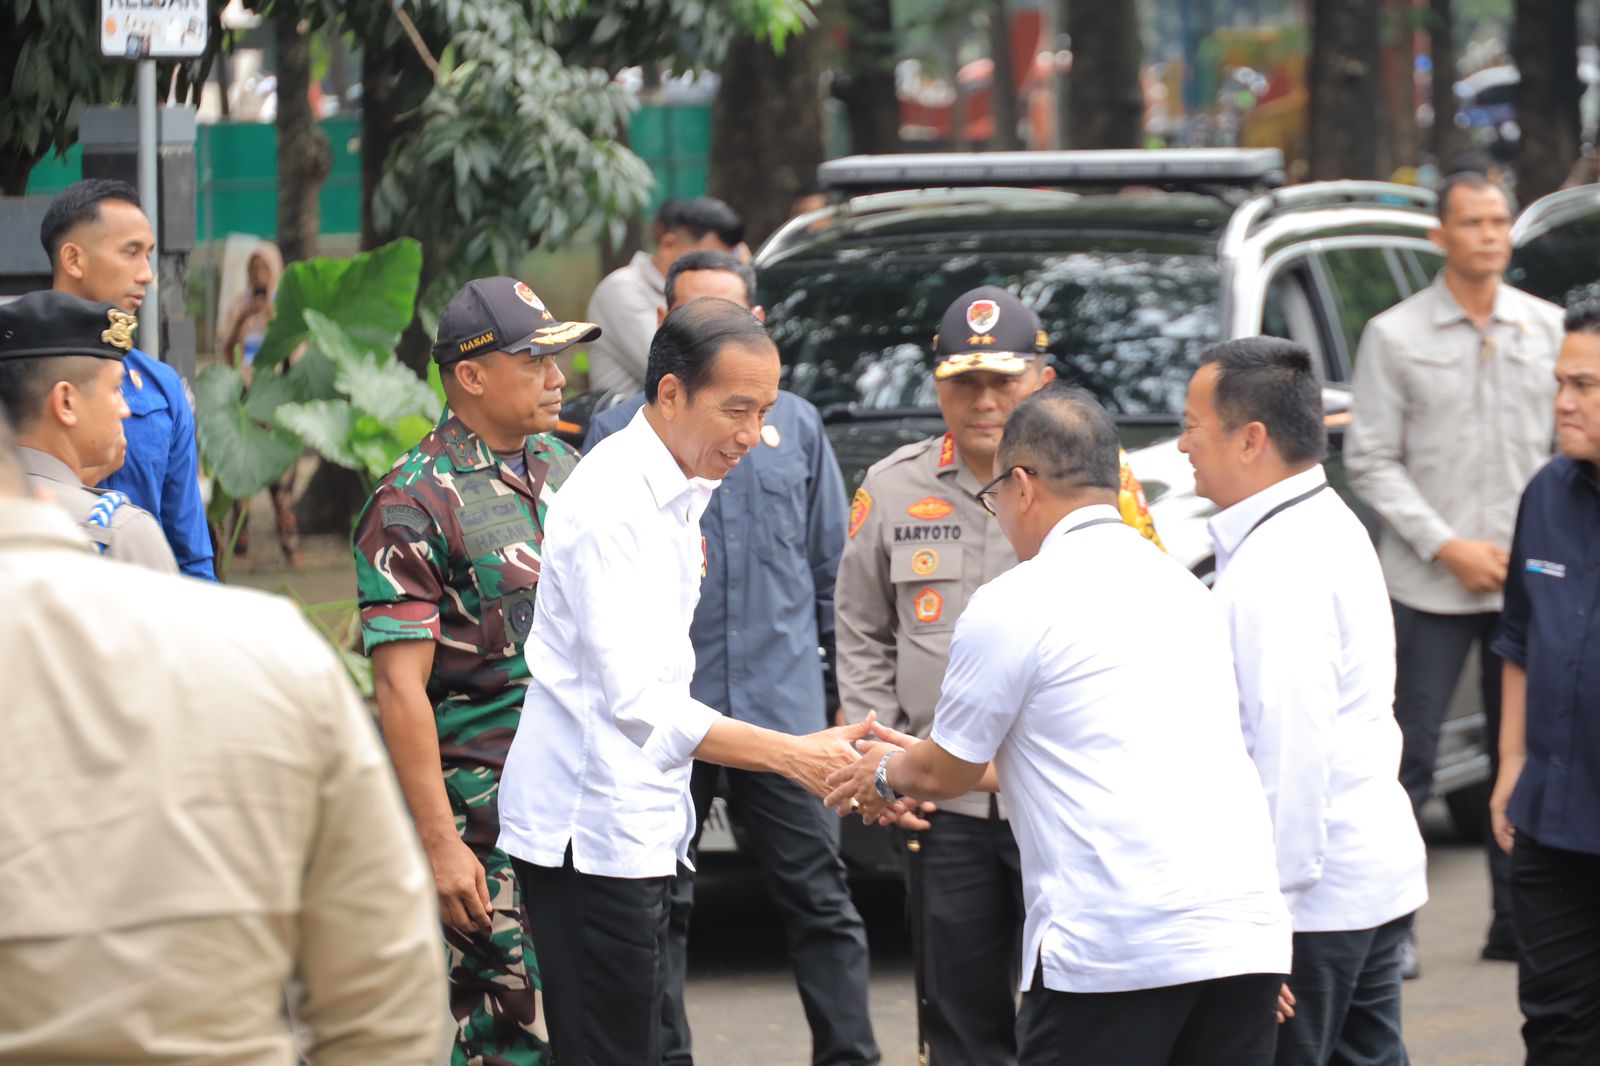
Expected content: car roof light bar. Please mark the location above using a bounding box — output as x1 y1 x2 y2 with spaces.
817 149 1286 193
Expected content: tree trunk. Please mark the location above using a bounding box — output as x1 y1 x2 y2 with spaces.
708 29 827 247
1513 0 1580 204
836 0 901 154
1309 0 1382 179
1066 0 1143 149
1377 0 1418 177
1429 0 1466 165
988 0 1022 150
274 13 331 264
360 45 400 251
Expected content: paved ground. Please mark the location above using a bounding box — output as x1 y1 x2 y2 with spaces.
681 811 1524 1066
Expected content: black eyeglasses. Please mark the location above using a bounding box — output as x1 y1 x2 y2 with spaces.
973 466 1036 516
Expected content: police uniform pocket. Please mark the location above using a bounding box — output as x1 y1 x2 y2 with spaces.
890 545 964 633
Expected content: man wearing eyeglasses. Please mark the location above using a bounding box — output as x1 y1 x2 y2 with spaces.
835 286 1158 1065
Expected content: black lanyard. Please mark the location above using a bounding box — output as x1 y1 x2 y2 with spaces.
1241 482 1330 544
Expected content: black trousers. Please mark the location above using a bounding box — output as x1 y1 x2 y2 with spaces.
1513 834 1600 1065
1015 972 1285 1066
1391 604 1511 926
1274 918 1410 1066
513 849 673 1066
908 805 1025 1066
660 762 880 1066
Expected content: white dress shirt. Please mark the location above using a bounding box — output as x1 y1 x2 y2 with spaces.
497 409 723 878
1210 466 1429 933
929 504 1291 994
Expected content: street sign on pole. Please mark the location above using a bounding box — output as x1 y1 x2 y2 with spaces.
99 0 209 60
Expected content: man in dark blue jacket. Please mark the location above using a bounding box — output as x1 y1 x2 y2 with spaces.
585 249 878 1066
43 180 215 580
1490 297 1600 1065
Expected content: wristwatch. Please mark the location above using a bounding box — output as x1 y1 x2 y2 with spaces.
874 752 897 804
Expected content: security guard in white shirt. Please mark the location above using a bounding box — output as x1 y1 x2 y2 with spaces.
1181 338 1428 1066
827 384 1291 1066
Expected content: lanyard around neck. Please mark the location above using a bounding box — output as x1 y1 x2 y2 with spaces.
1060 516 1122 538
1241 481 1329 544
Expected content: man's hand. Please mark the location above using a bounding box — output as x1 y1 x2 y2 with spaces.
1436 539 1510 594
1490 756 1524 856
426 832 493 935
824 740 903 821
882 799 938 831
1276 983 1296 1024
785 714 876 799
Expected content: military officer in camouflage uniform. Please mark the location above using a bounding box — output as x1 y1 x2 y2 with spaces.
0 290 177 572
355 277 599 1066
836 286 1160 1066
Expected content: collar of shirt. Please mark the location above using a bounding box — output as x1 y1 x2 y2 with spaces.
0 498 91 553
1565 458 1600 493
19 447 83 488
1040 503 1125 551
626 407 718 520
1428 271 1522 330
437 413 552 491
1208 465 1330 573
630 249 666 297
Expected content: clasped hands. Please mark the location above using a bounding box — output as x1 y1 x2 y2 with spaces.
815 717 937 830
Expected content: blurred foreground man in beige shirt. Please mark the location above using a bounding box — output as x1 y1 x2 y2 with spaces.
0 405 445 1065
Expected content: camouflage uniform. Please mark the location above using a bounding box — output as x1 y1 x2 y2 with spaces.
354 413 578 1066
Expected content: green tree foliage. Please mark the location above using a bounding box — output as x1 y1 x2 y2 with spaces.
0 0 133 194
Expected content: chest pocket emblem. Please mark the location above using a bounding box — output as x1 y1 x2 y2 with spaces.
914 587 943 623
908 496 954 520
911 548 940 576
501 587 539 642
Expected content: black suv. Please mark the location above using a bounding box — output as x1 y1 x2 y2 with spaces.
745 150 1600 850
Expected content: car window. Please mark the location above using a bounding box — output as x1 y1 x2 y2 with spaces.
1262 265 1330 376
1398 247 1442 292
1318 246 1408 372
1510 213 1600 306
761 242 1222 419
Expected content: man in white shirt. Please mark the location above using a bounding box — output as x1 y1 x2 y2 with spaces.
585 198 744 395
496 297 874 1066
1180 338 1428 1066
825 385 1292 1066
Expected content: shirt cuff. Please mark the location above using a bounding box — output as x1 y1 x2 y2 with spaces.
929 724 996 767
1413 518 1457 565
639 698 722 774
360 603 442 652
1490 633 1527 669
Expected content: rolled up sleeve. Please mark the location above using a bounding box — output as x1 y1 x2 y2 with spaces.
1492 492 1533 668
352 488 447 652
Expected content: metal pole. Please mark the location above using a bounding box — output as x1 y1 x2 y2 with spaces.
137 58 160 358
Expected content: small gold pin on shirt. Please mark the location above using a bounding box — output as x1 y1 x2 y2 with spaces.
761 424 781 448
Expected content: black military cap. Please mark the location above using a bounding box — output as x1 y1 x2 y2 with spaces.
932 285 1047 380
433 276 601 364
0 290 136 362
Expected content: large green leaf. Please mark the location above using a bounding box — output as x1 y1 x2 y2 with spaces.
336 354 443 425
254 238 424 371
275 400 362 471
193 364 304 500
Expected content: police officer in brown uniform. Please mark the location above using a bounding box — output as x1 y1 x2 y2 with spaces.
836 287 1160 1065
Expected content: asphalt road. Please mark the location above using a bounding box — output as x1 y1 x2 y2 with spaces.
680 806 1524 1066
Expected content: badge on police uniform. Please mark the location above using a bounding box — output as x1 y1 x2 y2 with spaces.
911 548 940 576
913 587 943 623
849 487 871 538
907 496 954 521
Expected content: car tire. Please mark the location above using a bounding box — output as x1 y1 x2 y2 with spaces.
1445 780 1492 842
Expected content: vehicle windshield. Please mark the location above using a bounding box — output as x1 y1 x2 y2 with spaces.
760 240 1223 419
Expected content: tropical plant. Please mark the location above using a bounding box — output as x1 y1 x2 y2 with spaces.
195 237 436 576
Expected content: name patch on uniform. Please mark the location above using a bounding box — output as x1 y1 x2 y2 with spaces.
457 495 538 557
458 330 497 354
938 433 956 468
1526 559 1567 578
849 487 872 538
908 496 954 521
910 548 940 576
913 587 943 623
381 503 434 534
893 524 962 543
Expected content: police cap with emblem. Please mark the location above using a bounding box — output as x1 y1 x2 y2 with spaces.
932 285 1047 380
0 290 137 362
432 276 601 364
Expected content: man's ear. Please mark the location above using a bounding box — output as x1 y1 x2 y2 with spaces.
57 240 87 282
49 380 80 428
657 306 669 329
1427 225 1446 252
1240 420 1272 463
452 358 487 398
751 305 766 324
656 373 683 419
